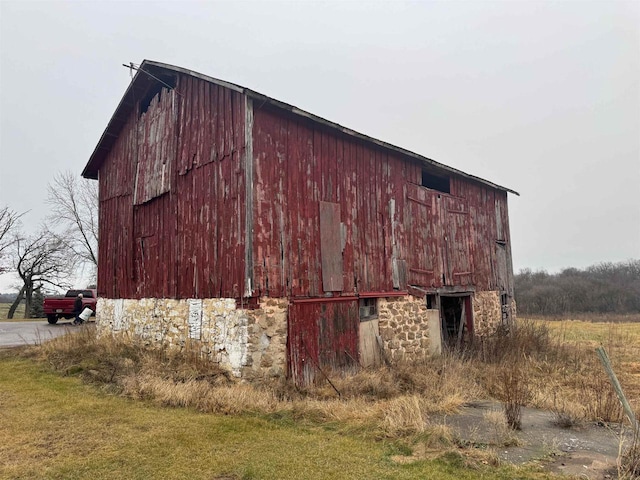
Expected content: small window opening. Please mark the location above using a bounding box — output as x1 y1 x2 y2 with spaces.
359 298 378 321
421 169 450 194
501 293 509 322
139 75 177 115
426 294 437 309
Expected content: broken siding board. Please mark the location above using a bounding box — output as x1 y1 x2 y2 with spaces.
135 89 176 204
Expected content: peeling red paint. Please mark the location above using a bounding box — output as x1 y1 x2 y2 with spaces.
90 61 515 385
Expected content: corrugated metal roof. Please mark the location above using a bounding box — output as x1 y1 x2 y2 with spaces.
82 59 518 196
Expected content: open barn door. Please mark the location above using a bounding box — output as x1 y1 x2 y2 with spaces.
440 295 473 349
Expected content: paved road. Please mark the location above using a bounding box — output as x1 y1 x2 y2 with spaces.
0 320 79 348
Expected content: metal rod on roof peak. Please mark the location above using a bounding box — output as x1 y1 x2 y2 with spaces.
121 62 183 96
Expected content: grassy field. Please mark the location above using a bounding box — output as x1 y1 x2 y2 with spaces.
2 316 640 479
0 302 27 320
528 317 640 405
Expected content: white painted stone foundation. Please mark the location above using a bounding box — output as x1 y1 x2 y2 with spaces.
97 297 288 378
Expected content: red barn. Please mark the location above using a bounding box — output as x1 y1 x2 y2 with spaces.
82 60 518 384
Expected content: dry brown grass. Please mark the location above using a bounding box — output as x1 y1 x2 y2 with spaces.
22 316 640 443
24 327 486 440
618 427 640 479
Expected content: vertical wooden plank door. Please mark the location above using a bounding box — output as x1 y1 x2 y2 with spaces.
287 299 359 386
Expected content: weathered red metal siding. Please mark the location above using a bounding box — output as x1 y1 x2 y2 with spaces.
251 105 514 299
97 74 246 299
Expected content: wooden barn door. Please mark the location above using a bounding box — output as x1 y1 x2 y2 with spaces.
406 184 440 288
287 299 359 386
443 196 473 287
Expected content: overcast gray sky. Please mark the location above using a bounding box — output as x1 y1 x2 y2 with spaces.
1 0 638 290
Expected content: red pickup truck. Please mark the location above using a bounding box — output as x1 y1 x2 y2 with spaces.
43 289 97 324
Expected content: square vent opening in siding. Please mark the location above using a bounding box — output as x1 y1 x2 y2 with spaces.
359 298 378 321
422 169 450 194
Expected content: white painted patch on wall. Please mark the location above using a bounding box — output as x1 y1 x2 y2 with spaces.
188 299 203 340
113 299 125 331
214 315 249 377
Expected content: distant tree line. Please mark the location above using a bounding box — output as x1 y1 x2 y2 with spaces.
515 260 640 316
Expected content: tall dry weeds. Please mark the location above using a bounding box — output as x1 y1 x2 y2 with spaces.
618 427 640 479
22 318 635 441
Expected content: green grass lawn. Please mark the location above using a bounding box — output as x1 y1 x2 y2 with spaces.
0 302 27 320
0 301 48 322
0 354 555 480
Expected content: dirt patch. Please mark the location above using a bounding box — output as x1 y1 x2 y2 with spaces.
433 400 627 479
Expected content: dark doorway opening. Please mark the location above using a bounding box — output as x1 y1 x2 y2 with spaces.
440 295 473 348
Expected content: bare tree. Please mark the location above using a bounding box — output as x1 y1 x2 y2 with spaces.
7 231 73 319
0 205 23 274
47 171 98 270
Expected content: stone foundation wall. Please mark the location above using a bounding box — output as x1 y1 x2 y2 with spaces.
472 291 503 336
96 291 514 379
377 296 430 361
96 297 288 378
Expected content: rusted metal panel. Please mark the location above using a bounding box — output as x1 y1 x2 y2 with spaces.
319 201 343 292
287 299 359 386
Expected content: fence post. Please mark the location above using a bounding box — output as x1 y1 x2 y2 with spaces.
596 346 639 432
